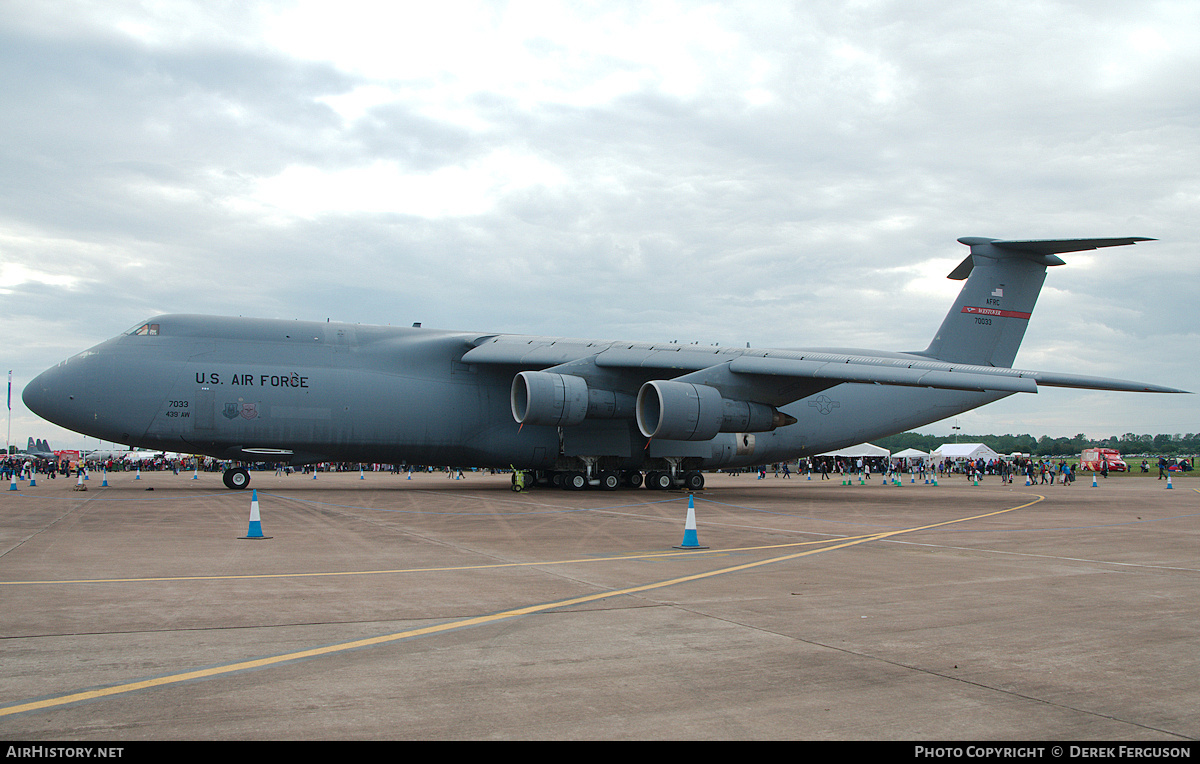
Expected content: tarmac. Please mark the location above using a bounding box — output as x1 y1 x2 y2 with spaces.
0 469 1196 741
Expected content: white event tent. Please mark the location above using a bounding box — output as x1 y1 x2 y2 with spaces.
816 443 890 459
929 443 1001 462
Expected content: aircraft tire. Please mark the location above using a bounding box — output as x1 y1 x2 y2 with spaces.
564 471 587 490
223 467 251 490
646 471 672 490
683 471 705 491
623 470 643 489
598 471 620 491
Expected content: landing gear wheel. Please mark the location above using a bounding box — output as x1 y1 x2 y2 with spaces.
598 471 620 491
223 467 250 490
683 471 705 491
646 471 673 490
564 471 587 490
623 471 643 489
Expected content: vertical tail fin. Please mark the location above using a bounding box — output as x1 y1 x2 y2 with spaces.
919 237 1152 367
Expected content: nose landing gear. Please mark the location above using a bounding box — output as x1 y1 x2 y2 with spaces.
223 467 250 490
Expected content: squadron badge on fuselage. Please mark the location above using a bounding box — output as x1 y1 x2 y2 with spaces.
223 402 259 420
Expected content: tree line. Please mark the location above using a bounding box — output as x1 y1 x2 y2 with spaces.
875 432 1200 457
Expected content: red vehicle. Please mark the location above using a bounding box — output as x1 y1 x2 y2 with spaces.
1080 448 1127 472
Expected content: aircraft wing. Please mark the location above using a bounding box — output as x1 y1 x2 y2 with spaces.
722 356 1188 397
464 336 1189 406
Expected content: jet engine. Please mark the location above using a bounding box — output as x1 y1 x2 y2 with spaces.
636 380 795 441
511 371 639 428
511 371 589 427
511 371 639 427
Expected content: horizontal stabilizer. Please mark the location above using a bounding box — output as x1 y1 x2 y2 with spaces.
948 237 1153 280
985 237 1155 255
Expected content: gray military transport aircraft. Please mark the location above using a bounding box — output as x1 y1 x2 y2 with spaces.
23 236 1188 491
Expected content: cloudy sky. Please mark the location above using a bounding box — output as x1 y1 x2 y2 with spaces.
2 0 1197 451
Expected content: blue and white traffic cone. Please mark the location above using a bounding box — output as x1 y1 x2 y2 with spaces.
1166 473 1173 489
239 489 272 539
135 466 141 480
1092 473 1098 487
102 469 108 487
360 466 365 480
674 495 709 550
8 474 17 491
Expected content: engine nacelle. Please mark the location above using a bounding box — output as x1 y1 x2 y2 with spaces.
636 380 795 441
636 381 723 440
511 371 589 427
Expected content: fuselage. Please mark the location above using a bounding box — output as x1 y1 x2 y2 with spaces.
23 314 1003 470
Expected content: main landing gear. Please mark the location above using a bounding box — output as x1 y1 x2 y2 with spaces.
223 467 251 490
509 469 703 492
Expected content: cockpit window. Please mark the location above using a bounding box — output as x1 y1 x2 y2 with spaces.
126 322 160 336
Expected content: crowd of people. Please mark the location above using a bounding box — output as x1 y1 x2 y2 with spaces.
724 454 1141 486
4 450 1194 486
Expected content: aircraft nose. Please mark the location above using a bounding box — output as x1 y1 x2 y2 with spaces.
23 364 71 427
24 342 165 444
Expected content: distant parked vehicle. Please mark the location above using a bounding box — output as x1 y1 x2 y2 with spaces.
1080 448 1127 472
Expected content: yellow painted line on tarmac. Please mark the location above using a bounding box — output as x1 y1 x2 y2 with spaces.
0 537 884 586
0 495 1047 587
0 495 1043 717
